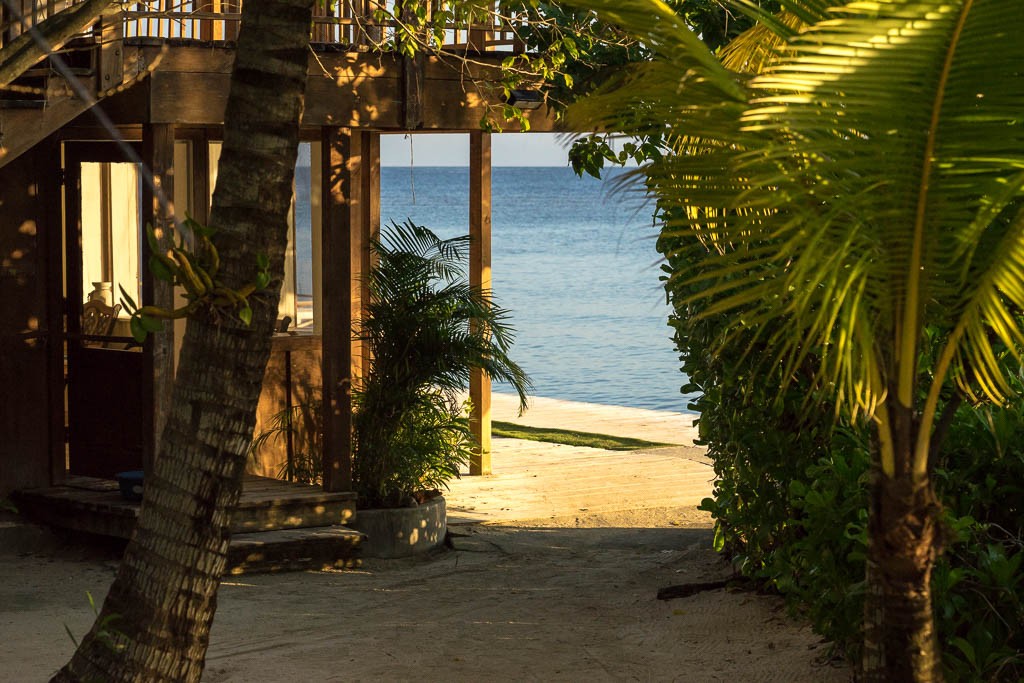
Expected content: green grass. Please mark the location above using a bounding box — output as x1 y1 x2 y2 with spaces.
490 421 673 451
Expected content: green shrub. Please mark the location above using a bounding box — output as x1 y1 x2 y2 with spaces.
352 221 530 508
665 221 1024 680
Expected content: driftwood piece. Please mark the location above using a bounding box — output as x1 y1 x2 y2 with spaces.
656 579 730 601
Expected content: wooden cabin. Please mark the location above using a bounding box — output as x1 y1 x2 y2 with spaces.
0 1 554 560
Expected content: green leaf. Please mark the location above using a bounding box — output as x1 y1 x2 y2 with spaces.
140 315 164 333
255 271 271 290
256 253 270 270
119 285 138 314
950 637 977 667
712 524 725 552
129 316 148 343
148 255 174 283
238 305 253 327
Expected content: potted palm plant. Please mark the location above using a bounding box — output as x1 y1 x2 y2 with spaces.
348 220 530 556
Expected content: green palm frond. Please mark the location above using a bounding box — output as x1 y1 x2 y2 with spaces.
570 0 1024 476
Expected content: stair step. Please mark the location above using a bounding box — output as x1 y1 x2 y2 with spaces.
227 525 364 574
0 99 47 109
230 486 356 534
19 66 94 79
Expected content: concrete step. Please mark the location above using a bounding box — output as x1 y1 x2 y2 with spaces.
227 525 364 575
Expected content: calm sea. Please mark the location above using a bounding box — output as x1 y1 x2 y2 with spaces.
295 166 696 413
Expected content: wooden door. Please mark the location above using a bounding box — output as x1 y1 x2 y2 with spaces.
64 144 146 479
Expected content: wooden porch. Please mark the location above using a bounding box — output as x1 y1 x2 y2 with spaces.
14 474 362 574
0 0 540 536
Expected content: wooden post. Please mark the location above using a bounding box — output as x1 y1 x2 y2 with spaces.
468 1 495 51
141 123 176 474
358 0 381 46
397 0 424 130
190 131 210 225
98 8 124 96
320 128 363 492
359 130 380 358
469 130 492 475
45 137 66 485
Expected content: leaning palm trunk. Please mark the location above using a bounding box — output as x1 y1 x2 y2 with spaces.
51 0 312 678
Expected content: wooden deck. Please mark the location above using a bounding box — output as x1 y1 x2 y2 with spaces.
15 474 362 573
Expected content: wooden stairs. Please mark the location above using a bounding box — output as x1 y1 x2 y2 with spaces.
14 474 364 574
0 8 128 170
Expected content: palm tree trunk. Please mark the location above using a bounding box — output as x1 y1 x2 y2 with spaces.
862 458 944 682
50 0 313 678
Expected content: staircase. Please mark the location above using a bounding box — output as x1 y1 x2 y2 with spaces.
0 14 118 170
0 64 97 164
14 475 365 574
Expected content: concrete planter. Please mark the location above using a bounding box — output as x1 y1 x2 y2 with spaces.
350 495 446 559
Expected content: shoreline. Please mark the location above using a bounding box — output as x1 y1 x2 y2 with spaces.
488 391 701 447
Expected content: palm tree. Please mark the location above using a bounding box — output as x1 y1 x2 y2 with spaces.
353 220 530 508
569 1 1024 681
51 0 313 677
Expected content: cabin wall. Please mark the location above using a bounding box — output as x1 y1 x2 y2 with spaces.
0 147 57 496
250 335 323 480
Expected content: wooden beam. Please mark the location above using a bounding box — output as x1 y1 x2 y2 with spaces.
43 138 66 485
141 123 176 475
97 8 124 95
143 47 557 131
320 128 362 492
358 130 380 376
187 130 210 225
468 130 492 475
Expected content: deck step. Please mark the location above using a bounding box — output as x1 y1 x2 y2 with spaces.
18 66 94 79
14 474 358 538
232 477 356 533
0 99 47 109
227 525 364 575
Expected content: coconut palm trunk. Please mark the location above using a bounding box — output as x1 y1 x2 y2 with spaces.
864 436 943 681
50 0 313 678
566 2 1024 682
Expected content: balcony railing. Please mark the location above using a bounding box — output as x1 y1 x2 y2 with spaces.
1 0 527 52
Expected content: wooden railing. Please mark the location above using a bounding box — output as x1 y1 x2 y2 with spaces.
1 0 527 51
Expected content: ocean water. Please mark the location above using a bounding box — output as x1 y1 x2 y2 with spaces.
295 166 696 413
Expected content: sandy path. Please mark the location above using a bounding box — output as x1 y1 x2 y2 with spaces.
1 399 850 681
1 511 850 682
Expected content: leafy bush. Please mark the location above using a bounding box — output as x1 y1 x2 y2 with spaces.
352 221 530 508
665 220 1024 680
932 396 1024 681
251 221 530 509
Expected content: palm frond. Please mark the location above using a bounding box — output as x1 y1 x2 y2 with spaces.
571 0 1024 455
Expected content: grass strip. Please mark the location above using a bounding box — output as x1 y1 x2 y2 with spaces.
491 421 673 451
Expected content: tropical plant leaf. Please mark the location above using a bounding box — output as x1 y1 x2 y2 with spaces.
569 0 1024 476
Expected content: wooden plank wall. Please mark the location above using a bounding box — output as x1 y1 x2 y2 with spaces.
0 146 57 495
251 335 322 480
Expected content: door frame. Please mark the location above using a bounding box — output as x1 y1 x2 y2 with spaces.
62 141 148 479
